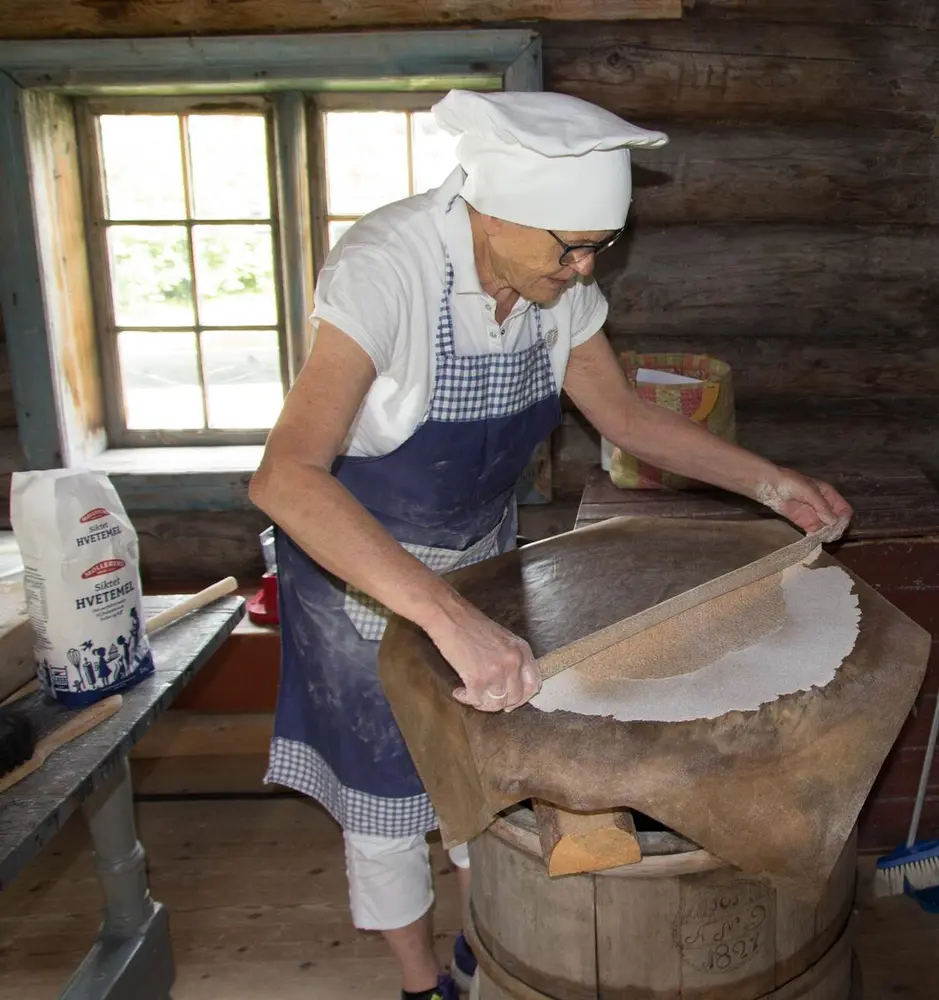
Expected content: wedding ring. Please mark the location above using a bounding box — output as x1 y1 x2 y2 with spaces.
486 688 508 700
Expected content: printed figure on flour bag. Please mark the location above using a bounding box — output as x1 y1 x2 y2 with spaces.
249 90 854 1000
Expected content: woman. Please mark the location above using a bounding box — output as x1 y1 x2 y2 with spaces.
249 89 852 1000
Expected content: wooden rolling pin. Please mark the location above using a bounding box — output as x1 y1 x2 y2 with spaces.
146 576 239 633
535 529 827 680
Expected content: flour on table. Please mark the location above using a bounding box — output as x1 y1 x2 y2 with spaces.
530 563 860 723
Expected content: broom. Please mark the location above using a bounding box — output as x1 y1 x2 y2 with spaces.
875 686 939 896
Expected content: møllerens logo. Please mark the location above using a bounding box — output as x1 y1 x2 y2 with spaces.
81 559 125 579
80 508 109 524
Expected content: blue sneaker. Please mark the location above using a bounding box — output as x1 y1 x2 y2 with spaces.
402 975 458 1000
433 973 459 1000
450 933 477 993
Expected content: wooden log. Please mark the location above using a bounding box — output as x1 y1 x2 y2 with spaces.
532 802 642 876
692 0 939 29
596 224 939 396
0 354 18 429
131 710 274 759
133 510 269 583
604 331 939 401
630 125 939 226
0 577 36 705
736 398 939 472
558 396 939 503
131 753 275 796
0 0 683 41
23 90 106 464
542 21 939 130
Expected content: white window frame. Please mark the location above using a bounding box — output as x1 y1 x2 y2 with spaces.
0 30 541 506
78 93 291 447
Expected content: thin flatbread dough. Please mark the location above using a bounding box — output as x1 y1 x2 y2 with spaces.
531 563 860 723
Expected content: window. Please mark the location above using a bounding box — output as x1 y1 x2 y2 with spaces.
0 30 540 472
77 94 462 444
81 100 286 437
322 107 458 248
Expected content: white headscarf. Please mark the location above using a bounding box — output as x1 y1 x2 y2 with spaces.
432 90 668 232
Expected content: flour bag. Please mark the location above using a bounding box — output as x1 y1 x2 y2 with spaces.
10 468 153 707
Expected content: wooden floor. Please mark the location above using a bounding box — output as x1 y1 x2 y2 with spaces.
0 797 936 999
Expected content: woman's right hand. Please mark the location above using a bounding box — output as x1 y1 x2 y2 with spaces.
424 595 541 713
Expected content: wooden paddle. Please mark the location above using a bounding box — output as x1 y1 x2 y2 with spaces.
534 529 826 680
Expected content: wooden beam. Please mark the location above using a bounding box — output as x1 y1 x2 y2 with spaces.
133 510 270 583
533 802 642 876
0 30 537 94
130 753 275 795
93 471 256 512
693 0 939 29
543 20 939 130
599 224 939 399
131 711 274 759
630 125 939 227
0 2 683 41
504 37 543 92
0 76 63 469
274 92 315 384
22 90 107 466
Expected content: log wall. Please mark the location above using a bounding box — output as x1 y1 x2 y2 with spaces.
538 7 939 495
1 0 935 505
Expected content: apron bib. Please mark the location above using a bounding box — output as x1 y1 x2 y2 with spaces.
266 256 561 838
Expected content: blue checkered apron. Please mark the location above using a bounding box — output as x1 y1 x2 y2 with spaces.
266 253 561 838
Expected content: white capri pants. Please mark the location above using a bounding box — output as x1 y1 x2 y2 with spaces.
344 831 470 931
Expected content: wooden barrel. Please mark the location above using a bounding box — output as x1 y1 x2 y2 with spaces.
467 807 859 1000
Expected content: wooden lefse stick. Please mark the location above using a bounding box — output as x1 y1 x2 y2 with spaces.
0 694 123 794
532 801 642 877
534 529 827 681
145 576 239 634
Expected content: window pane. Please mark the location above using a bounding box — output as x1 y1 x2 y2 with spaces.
99 115 186 221
325 112 409 215
118 331 203 429
202 330 283 429
411 112 459 194
108 225 194 327
188 114 271 220
192 224 277 327
328 220 355 249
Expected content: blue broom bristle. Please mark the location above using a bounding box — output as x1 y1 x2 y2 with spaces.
875 839 939 897
878 839 939 869
904 854 939 890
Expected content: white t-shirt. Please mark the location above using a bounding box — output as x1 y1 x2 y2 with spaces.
312 168 608 457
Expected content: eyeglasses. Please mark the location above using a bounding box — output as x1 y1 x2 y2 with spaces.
548 226 626 268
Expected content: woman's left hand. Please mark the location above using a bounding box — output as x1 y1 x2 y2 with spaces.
756 468 853 541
